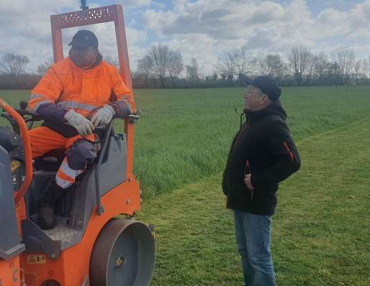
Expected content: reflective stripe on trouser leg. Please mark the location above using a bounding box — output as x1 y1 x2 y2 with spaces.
56 157 85 189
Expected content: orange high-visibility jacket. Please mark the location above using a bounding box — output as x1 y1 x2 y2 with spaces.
29 57 135 118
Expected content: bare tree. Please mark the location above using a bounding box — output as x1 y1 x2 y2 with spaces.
215 51 234 81
148 44 170 87
331 47 356 85
137 55 153 88
137 45 184 87
361 57 370 79
257 53 286 79
353 59 370 85
311 52 329 84
230 48 254 80
216 47 254 83
37 58 54 75
167 51 184 80
354 59 363 84
287 45 313 85
186 58 200 82
0 53 30 79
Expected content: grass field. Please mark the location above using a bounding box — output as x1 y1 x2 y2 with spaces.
138 118 370 286
133 86 370 198
1 87 370 197
1 86 370 285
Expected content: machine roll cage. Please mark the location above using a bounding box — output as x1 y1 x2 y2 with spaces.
1 2 138 213
0 3 155 285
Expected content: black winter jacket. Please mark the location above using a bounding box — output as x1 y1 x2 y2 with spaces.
222 102 300 216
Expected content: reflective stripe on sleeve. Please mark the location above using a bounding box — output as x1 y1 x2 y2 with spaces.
57 101 100 112
117 94 131 102
33 99 54 112
30 94 46 100
116 95 133 112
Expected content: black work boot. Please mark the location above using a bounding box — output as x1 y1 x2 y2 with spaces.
36 181 65 230
37 203 56 230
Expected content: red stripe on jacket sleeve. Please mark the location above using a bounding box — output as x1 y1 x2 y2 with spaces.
283 142 294 161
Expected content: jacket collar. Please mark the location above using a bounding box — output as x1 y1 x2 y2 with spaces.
244 100 287 122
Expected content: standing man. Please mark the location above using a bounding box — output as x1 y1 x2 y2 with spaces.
28 30 135 229
222 76 300 286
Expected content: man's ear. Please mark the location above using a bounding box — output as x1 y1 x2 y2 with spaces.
260 94 269 105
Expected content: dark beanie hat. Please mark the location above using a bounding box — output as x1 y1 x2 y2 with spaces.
249 76 282 102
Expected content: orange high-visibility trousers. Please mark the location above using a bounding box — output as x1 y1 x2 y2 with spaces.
29 127 97 188
29 127 90 158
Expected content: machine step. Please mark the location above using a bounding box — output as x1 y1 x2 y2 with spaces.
22 217 82 259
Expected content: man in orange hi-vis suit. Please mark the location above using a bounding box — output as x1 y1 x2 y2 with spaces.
28 30 135 229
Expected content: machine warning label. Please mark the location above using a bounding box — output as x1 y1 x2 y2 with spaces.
10 160 21 173
27 254 46 264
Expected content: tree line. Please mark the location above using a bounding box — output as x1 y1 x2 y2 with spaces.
1 45 370 90
133 45 370 88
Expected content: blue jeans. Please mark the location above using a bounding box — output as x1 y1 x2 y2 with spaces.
234 210 276 286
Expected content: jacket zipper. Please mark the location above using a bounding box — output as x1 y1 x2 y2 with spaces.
244 160 250 174
233 123 249 150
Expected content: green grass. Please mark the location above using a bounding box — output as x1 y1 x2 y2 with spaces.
134 86 370 197
1 87 370 285
137 118 370 286
1 86 370 197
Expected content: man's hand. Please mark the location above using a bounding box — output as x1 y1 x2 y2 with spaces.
91 104 115 127
64 109 94 136
244 174 254 190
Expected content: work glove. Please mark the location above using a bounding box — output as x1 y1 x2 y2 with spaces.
64 109 94 136
91 104 115 127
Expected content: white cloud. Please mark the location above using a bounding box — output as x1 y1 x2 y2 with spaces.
140 0 316 72
126 28 147 45
0 0 78 72
147 34 218 76
143 9 177 36
151 1 166 10
314 9 350 37
0 0 147 73
139 0 370 74
348 0 370 26
346 0 370 40
118 0 151 8
142 0 318 46
1 0 370 75
348 27 370 39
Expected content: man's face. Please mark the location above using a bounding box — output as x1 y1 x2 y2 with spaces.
243 85 267 111
69 46 98 67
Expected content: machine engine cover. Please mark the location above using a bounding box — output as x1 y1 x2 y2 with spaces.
0 145 25 260
0 126 22 152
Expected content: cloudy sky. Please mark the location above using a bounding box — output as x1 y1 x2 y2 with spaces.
0 0 370 74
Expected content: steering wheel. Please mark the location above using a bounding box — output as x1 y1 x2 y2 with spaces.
0 102 43 134
13 108 43 121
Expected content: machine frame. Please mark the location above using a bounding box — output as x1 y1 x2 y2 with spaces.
0 4 155 286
